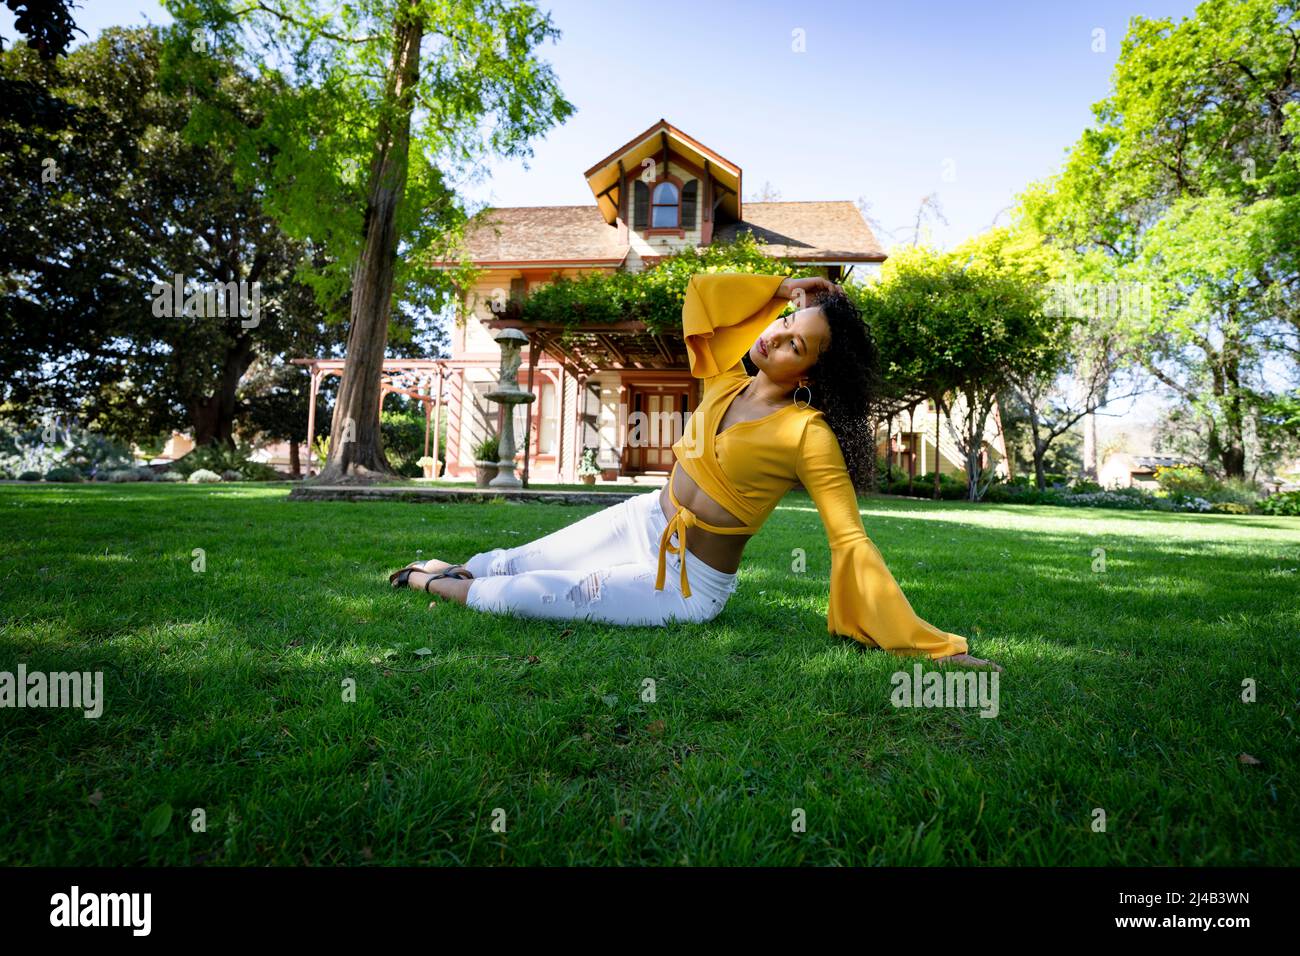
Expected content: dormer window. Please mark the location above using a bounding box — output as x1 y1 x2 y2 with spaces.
632 175 697 234
651 182 679 227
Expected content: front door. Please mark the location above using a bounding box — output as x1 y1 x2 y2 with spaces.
624 385 692 473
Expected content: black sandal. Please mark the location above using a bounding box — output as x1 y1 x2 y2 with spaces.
390 562 472 590
421 565 472 591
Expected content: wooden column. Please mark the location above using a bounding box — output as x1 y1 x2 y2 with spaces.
574 374 587 479
422 375 431 460
449 368 464 478
557 366 567 482
523 332 537 487
304 369 320 478
433 367 444 476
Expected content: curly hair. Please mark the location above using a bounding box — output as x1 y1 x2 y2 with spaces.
784 289 884 492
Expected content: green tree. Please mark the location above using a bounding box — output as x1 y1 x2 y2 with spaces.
863 245 1053 500
163 0 574 481
1026 0 1300 478
0 27 343 446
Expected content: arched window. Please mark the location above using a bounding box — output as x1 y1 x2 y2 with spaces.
651 182 679 227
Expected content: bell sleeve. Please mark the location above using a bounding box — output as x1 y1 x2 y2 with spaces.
795 415 971 660
681 272 788 383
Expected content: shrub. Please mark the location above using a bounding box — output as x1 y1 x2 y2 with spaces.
984 481 1169 511
187 469 222 483
886 477 966 500
171 444 278 481
1207 477 1261 507
1258 490 1300 516
17 470 41 482
0 421 132 479
474 435 500 462
381 408 445 478
577 447 600 477
1210 501 1251 515
221 469 242 482
44 466 82 483
103 466 158 483
157 471 184 482
1154 464 1214 497
1071 479 1103 494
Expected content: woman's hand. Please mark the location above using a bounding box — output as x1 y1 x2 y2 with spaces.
777 276 841 306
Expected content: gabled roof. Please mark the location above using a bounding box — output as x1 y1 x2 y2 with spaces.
440 200 884 267
583 118 742 225
713 202 886 261
446 205 628 267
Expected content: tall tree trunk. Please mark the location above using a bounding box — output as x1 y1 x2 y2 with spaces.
316 9 424 483
932 397 942 500
189 336 254 447
1221 348 1246 478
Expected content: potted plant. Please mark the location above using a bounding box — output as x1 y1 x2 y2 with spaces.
416 455 438 480
473 435 500 488
577 447 600 486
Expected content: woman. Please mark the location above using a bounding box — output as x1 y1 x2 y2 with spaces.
391 272 998 668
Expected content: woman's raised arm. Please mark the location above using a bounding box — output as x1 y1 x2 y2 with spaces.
681 273 788 381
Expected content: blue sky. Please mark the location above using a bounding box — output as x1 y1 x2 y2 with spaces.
5 0 1204 248
6 0 1221 428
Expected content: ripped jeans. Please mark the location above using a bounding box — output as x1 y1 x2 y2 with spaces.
462 488 739 625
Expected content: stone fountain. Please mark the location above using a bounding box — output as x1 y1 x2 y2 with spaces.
485 328 536 488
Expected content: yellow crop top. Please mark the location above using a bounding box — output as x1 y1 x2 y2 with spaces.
653 272 970 660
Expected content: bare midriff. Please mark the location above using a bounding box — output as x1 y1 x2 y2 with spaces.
657 462 753 575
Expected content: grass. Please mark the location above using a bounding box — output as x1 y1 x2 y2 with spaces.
1 482 1296 866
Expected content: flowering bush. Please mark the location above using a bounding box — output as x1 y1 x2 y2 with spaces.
1057 490 1152 510
577 448 601 478
187 469 222 483
981 480 1263 514
1154 464 1259 508
0 421 132 479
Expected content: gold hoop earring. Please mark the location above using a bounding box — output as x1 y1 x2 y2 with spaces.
793 383 812 409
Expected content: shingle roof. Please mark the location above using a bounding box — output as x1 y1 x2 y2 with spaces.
714 202 886 260
1133 456 1194 471
443 200 885 266
451 205 628 265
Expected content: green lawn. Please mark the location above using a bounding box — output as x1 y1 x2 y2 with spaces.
1 483 1296 865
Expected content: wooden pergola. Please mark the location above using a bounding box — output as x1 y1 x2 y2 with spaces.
480 318 690 483
292 321 691 484
289 358 453 478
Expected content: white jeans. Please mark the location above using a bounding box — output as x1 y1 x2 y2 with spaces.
462 489 739 625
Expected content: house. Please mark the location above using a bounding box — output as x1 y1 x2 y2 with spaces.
306 119 1007 485
1099 453 1194 490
